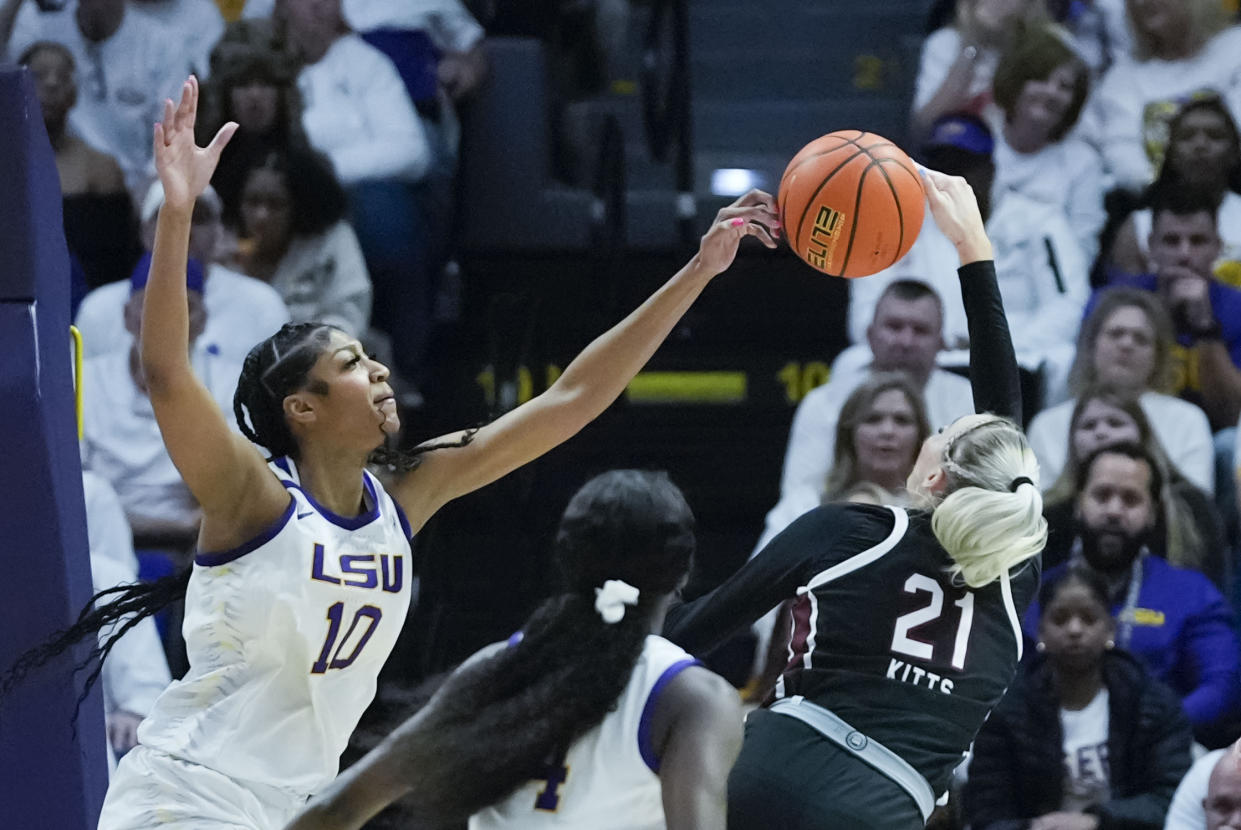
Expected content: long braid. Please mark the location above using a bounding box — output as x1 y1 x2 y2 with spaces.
0 568 191 704
389 470 696 822
233 344 269 450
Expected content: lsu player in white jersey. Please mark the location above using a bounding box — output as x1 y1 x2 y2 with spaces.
283 470 742 830
1 78 778 829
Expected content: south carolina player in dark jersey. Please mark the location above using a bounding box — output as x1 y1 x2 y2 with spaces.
282 470 742 830
664 170 1048 830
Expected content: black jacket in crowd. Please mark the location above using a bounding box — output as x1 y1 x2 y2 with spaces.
961 650 1193 830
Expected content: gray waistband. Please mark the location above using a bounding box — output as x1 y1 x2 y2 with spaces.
769 696 936 822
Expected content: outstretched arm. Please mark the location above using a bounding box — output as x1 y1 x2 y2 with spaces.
921 169 1021 422
654 666 744 830
393 193 780 532
664 503 870 655
141 78 290 550
282 643 506 830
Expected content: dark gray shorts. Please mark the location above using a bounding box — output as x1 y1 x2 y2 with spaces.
727 708 926 830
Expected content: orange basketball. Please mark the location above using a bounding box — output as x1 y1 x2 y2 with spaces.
778 130 926 278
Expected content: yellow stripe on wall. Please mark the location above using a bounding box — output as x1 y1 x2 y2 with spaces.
626 371 747 404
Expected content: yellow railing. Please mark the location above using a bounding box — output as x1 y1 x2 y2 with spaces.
70 325 83 440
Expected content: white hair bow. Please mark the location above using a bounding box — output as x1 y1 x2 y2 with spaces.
594 580 640 624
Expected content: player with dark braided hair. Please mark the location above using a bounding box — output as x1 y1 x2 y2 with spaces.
283 469 742 830
4 76 777 830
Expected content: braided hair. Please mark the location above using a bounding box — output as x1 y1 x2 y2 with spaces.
4 323 472 704
234 322 473 471
391 470 696 822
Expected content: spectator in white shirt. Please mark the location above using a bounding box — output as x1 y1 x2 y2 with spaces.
1079 0 1241 190
1164 746 1230 830
82 471 171 768
991 21 1106 263
74 181 289 364
1 0 195 194
81 258 242 550
910 0 1049 137
1205 744 1241 830
1109 96 1241 280
1028 287 1215 492
755 279 974 554
129 0 223 80
281 0 438 387
282 0 429 186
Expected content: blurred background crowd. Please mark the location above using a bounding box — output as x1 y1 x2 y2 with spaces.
14 0 1241 826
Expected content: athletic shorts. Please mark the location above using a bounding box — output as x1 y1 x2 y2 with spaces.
727 708 926 830
98 745 306 830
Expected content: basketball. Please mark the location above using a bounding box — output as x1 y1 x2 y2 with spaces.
778 130 926 278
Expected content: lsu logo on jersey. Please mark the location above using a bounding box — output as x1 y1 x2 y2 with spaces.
310 544 404 593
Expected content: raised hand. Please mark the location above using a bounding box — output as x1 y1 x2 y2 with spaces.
695 189 781 276
153 76 237 213
920 167 992 264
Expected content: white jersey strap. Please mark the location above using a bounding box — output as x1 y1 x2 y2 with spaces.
999 569 1023 661
797 506 909 594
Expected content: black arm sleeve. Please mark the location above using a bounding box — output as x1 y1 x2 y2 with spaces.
959 260 1022 422
663 504 884 656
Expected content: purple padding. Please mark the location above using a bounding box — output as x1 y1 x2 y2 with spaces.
0 66 108 827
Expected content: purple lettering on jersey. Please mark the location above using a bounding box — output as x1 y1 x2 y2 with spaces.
381 555 403 593
533 749 569 812
311 543 342 585
311 602 346 674
328 606 382 670
340 555 379 589
310 603 384 674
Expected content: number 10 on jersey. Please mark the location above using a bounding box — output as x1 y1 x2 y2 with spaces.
311 602 383 674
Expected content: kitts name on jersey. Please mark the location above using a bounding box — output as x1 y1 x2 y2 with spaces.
310 543 404 592
886 658 955 694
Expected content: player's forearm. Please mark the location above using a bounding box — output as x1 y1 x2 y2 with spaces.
547 258 716 419
288 758 410 830
140 206 194 390
957 261 1020 421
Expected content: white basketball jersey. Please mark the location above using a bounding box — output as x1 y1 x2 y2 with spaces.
469 636 699 830
136 457 414 796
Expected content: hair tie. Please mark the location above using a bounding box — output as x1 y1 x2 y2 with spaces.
594 580 640 624
1009 476 1034 492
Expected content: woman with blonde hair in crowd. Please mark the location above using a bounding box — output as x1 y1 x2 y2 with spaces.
1027 287 1214 493
1039 384 1228 591
821 373 931 506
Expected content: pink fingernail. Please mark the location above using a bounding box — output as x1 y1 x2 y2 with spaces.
731 218 745 227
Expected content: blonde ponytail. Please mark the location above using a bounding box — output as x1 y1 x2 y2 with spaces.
930 416 1048 588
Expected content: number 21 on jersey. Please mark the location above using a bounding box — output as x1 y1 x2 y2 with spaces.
890 574 974 670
